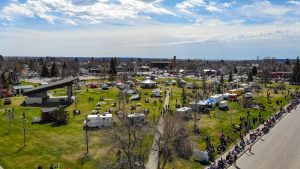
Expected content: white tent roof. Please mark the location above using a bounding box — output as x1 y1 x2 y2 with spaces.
177 107 192 112
141 79 157 84
198 100 208 105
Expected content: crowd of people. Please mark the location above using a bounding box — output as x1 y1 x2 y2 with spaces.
208 93 300 169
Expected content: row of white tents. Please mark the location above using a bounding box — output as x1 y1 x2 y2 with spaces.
84 112 146 128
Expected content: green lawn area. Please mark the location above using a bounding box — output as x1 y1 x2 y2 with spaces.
0 85 122 169
0 79 296 169
0 81 170 169
163 82 295 169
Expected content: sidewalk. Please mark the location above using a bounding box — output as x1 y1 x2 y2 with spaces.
146 88 170 169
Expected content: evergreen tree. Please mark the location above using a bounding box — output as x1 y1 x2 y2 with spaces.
285 58 290 65
217 84 222 93
0 55 4 71
50 63 58 77
240 76 244 83
234 66 238 74
247 72 253 82
228 71 233 82
61 62 68 78
291 57 300 84
182 87 187 105
73 58 79 74
0 73 8 88
109 57 117 81
41 63 49 78
252 66 257 76
220 74 224 84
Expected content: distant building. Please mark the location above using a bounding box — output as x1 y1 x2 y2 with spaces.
149 56 176 69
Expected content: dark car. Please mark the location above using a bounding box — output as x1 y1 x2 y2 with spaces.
4 98 11 105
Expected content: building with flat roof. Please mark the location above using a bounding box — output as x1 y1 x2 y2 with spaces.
149 56 176 69
23 77 78 105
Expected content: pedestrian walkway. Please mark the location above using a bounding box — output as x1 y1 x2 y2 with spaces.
146 88 170 169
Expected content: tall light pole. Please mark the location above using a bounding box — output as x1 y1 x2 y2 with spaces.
85 126 89 156
22 112 26 147
230 110 233 126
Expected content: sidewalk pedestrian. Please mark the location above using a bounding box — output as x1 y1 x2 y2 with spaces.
248 144 252 153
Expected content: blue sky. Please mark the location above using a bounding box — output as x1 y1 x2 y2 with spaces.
0 0 300 59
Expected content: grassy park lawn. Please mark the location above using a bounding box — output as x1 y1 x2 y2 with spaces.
0 81 169 169
164 83 294 169
1 79 296 169
0 85 122 169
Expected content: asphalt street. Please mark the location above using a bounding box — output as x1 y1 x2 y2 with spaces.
229 107 300 169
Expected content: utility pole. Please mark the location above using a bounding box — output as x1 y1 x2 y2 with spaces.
22 112 26 147
8 110 13 135
230 110 233 126
85 115 89 157
85 126 89 156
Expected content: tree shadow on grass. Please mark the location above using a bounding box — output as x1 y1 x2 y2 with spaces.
77 153 90 166
15 145 25 154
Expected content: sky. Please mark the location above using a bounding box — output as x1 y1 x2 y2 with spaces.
0 0 300 60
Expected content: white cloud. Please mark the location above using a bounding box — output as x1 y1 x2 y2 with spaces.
63 19 77 25
237 1 291 17
129 23 300 47
176 0 205 14
223 2 234 8
0 0 174 24
205 4 222 13
288 0 300 6
2 3 34 21
1 22 300 59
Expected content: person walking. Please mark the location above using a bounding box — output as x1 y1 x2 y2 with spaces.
249 144 253 153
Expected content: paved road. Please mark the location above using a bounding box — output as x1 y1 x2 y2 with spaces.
229 107 300 169
146 88 170 169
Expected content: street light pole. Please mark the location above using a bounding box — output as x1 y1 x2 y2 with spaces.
230 110 233 126
22 112 26 147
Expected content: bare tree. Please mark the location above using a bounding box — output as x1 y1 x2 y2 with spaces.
153 115 192 169
109 115 145 169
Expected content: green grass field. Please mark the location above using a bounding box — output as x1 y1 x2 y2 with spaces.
163 83 296 169
0 80 297 169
